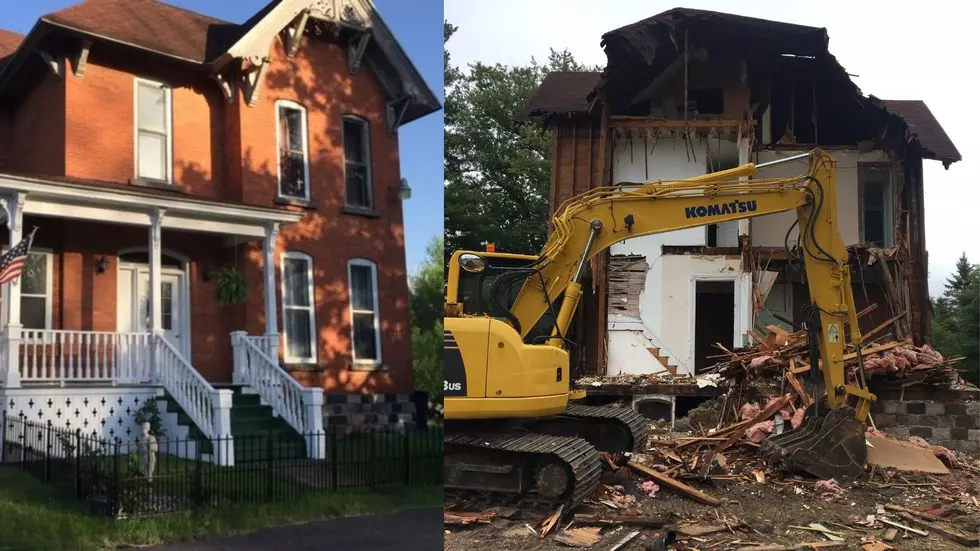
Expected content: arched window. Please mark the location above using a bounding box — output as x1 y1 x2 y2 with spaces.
280 251 317 363
342 115 372 209
347 258 381 366
276 100 311 201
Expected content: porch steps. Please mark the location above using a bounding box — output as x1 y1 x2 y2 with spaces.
157 384 307 462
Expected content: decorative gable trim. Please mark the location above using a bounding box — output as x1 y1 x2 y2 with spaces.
242 58 270 107
71 40 91 77
35 49 64 79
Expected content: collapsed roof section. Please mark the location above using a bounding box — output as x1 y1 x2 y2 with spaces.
0 0 440 128
520 7 960 167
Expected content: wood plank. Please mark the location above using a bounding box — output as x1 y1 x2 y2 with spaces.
627 461 721 506
572 514 668 528
860 311 907 342
699 394 792 475
895 512 980 547
867 435 950 474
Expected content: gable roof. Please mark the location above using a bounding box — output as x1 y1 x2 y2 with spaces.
40 0 238 64
0 0 439 125
877 100 962 166
518 72 600 121
0 29 23 71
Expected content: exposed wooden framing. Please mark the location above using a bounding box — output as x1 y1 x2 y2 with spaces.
610 117 755 129
212 72 236 103
385 96 410 136
243 59 269 107
72 40 91 77
570 123 577 194
284 10 311 58
348 32 371 75
550 123 560 218
35 50 64 79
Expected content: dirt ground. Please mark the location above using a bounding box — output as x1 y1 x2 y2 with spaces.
445 419 980 551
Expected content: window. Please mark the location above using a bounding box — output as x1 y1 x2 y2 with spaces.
343 116 372 209
280 252 317 363
348 259 381 365
276 101 310 200
20 251 52 330
134 79 172 183
859 165 894 247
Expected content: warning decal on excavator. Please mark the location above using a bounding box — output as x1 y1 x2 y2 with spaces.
827 323 840 343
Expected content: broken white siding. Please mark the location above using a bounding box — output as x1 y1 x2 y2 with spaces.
751 149 889 247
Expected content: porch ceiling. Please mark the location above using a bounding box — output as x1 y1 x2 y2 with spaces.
0 173 303 237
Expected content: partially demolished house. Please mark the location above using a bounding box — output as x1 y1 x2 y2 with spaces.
519 8 962 378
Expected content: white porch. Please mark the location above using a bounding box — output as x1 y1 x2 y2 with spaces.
0 174 325 464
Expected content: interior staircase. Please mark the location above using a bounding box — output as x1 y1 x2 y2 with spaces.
646 346 679 375
156 383 307 462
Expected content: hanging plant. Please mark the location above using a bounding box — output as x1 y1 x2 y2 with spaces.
214 266 247 304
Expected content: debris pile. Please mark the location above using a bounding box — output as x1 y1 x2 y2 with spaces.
705 321 964 391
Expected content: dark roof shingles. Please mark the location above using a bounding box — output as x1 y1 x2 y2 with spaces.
41 0 237 63
879 100 961 164
519 72 601 120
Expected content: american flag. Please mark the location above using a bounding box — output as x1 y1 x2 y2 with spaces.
0 227 38 285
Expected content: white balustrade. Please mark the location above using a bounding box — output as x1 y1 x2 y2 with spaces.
154 335 215 439
17 330 153 385
234 333 306 434
243 334 278 361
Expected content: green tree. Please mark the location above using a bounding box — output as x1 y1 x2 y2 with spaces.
444 21 601 262
932 252 980 385
410 235 445 401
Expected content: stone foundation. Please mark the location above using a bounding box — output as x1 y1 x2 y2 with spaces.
871 398 980 454
322 393 421 432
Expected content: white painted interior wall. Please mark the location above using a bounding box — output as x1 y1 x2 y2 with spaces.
750 149 889 247
607 137 752 375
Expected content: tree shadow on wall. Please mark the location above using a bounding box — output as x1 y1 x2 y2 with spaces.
174 46 412 396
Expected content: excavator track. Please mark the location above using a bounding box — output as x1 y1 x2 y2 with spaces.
444 432 603 511
561 404 651 455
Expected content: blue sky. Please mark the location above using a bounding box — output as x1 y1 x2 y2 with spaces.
3 0 444 275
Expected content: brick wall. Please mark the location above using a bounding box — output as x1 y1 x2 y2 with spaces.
871 398 980 454
3 31 413 395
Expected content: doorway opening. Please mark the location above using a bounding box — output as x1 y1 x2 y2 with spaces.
693 280 735 372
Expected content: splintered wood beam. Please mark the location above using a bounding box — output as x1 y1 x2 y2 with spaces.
212 72 235 103
243 60 269 107
285 10 310 58
385 97 409 136
36 50 64 79
348 32 371 74
72 40 91 77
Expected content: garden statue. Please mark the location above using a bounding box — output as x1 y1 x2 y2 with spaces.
137 421 158 481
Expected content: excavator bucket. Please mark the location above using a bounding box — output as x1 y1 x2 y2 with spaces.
759 400 867 480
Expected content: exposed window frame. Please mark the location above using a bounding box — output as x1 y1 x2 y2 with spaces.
275 100 311 201
1 247 54 331
133 77 174 184
857 162 895 247
341 115 373 209
347 258 382 367
279 251 318 364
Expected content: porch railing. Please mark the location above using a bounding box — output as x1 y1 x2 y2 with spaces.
153 336 216 439
242 334 278 360
231 332 324 459
16 330 153 385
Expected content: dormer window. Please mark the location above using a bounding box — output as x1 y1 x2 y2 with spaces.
276 100 310 201
134 78 173 183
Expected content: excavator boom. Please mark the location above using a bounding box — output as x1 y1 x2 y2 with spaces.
444 149 875 508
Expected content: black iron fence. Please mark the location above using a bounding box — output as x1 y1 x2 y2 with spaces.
0 413 443 518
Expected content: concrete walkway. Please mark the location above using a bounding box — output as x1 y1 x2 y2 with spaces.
146 507 442 550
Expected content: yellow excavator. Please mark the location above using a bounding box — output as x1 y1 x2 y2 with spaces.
443 148 875 508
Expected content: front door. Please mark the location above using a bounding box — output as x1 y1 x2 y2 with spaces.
118 266 186 356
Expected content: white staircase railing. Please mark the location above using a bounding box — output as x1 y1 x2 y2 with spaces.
231 332 324 459
154 336 216 439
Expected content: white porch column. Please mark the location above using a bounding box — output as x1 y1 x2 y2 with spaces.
263 223 280 362
3 192 26 388
148 208 164 380
302 387 325 459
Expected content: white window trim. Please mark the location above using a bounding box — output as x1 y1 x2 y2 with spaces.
858 163 895 247
279 251 317 364
341 115 373 209
347 258 382 367
133 77 174 184
1 247 54 331
275 100 311 201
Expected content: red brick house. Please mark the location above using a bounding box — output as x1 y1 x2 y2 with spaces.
0 0 439 462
